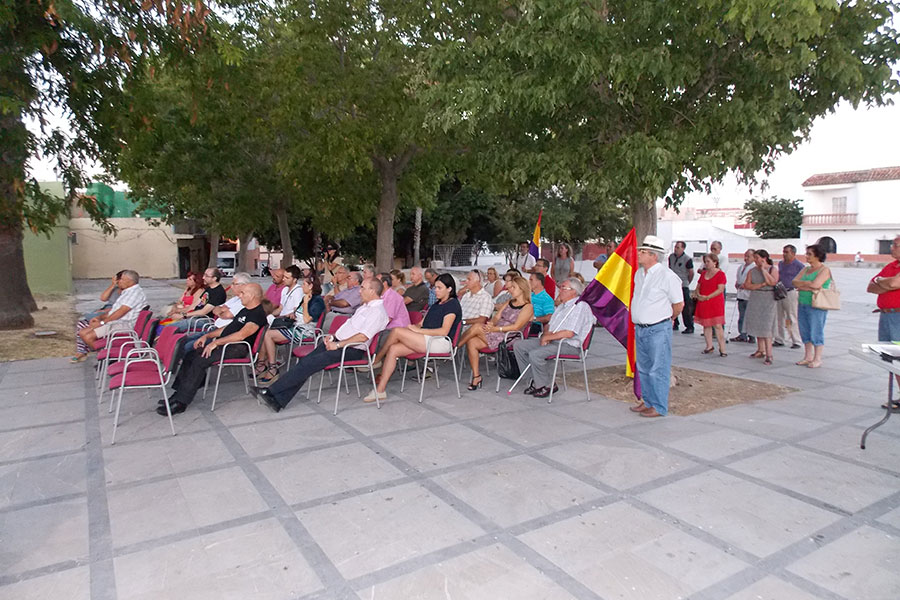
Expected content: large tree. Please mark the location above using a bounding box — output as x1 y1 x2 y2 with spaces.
1 0 208 328
424 0 900 242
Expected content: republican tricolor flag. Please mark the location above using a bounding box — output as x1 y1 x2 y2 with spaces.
528 210 542 260
578 228 641 399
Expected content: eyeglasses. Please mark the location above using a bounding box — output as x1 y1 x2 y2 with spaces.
559 285 573 291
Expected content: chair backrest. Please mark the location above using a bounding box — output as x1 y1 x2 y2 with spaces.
329 315 349 335
142 317 160 343
366 331 381 355
156 330 187 374
581 326 594 353
250 325 268 356
408 310 424 325
133 310 153 335
315 310 327 329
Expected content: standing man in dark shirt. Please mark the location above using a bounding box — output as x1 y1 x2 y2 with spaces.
774 244 804 348
158 283 268 416
668 241 695 333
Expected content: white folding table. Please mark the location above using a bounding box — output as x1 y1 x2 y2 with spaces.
849 345 900 449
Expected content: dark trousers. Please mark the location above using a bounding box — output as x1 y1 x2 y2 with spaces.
676 286 694 330
267 343 365 409
170 345 247 406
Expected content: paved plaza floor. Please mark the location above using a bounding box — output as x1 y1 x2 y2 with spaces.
1 266 899 599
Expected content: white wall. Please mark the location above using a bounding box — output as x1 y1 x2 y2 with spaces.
857 180 900 224
657 221 758 258
802 185 856 215
802 228 899 254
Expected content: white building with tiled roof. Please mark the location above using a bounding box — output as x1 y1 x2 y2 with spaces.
801 166 900 256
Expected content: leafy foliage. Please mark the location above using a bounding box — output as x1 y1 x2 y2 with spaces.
742 197 803 239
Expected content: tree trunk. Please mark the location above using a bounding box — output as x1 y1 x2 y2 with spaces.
274 201 293 268
374 165 400 272
413 206 422 268
236 231 254 273
630 199 657 244
0 109 37 329
206 226 219 269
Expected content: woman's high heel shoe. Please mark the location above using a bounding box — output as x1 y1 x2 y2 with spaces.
467 375 483 391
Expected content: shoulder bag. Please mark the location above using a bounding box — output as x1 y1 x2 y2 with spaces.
811 279 840 310
773 281 788 301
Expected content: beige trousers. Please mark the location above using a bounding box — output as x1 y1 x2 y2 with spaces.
775 289 801 345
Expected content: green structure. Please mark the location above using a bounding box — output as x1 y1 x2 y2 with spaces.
83 182 162 218
23 182 73 295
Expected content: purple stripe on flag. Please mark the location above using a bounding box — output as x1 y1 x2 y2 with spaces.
579 280 630 344
528 241 539 260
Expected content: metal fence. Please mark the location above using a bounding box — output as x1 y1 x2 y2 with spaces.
431 243 520 268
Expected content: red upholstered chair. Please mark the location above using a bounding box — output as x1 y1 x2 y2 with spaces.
400 323 462 404
100 327 184 407
286 310 328 368
107 346 178 444
94 310 153 391
203 325 268 411
315 331 382 415
407 310 424 325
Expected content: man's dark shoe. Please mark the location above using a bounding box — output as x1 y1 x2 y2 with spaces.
533 384 559 399
672 323 679 331
790 343 801 349
681 329 694 334
156 401 186 416
773 341 784 347
250 386 282 413
523 381 537 395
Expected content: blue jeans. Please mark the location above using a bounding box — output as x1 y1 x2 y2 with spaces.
879 311 900 342
797 303 827 346
635 320 673 415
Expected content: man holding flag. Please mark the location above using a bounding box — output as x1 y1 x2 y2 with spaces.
630 235 684 417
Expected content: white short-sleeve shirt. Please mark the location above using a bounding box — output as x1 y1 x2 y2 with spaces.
632 263 683 325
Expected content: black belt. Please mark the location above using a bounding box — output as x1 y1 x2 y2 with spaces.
635 318 670 328
875 308 900 314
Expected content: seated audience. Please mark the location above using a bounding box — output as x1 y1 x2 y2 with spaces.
167 268 227 331
513 278 594 398
486 267 505 299
424 268 439 307
157 284 268 416
166 272 204 318
73 270 147 362
265 268 286 306
77 271 124 333
377 273 411 330
530 272 555 327
459 275 533 390
390 269 406 294
459 269 494 328
534 258 556 298
250 278 389 412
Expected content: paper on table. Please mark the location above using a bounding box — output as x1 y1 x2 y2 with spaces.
863 343 900 357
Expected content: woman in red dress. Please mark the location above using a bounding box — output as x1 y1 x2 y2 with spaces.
694 253 728 356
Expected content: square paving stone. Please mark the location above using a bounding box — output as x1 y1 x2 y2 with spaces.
517 501 748 599
423 393 531 420
724 575 825 600
877 505 900 530
0 498 88 575
664 429 772 461
336 400 451 437
432 455 602 528
639 471 841 557
0 565 89 600
691 405 829 440
547 398 644 429
297 482 484 580
809 383 881 407
474 409 599 447
787 525 900 600
538 433 696 490
799 425 900 475
256 442 406 505
358 543 577 599
103 430 234 486
764 394 881 423
228 413 352 458
107 466 268 548
0 421 85 462
211 395 317 426
114 518 322 600
728 446 899 513
0 369 88 390
97 403 212 446
0 399 85 432
0 382 91 408
376 423 513 472
0 452 86 509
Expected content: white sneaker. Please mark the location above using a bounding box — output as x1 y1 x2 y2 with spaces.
363 390 387 403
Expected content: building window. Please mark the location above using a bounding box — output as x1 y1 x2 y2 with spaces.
879 240 893 255
832 196 847 213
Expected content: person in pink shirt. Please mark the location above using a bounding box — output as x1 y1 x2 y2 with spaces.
376 272 411 329
265 268 286 306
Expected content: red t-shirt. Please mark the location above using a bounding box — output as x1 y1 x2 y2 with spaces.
544 275 556 299
873 261 900 309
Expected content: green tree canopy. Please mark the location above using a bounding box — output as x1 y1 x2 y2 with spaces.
742 197 803 239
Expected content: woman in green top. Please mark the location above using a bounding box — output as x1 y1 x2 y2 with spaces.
792 244 833 369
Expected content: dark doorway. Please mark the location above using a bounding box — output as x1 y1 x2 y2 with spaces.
177 246 191 278
816 236 837 254
879 239 893 255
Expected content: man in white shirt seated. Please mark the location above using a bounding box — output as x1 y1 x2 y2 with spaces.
173 273 253 365
251 278 389 412
74 269 147 360
458 270 494 330
628 235 684 418
513 278 594 399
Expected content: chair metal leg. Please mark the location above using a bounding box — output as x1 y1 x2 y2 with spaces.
507 364 531 394
434 362 441 389
368 356 381 410
548 357 561 404
211 362 225 411
203 369 210 400
241 365 249 394
353 369 361 397
418 357 429 403
333 367 344 416
450 353 461 399
316 370 325 404
161 383 175 436
582 356 591 402
111 385 125 445
400 359 409 392
561 362 568 390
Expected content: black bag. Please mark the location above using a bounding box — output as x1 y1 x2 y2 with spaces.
270 316 295 330
497 343 521 379
773 281 788 301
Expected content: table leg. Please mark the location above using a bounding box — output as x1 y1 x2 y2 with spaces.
861 373 894 449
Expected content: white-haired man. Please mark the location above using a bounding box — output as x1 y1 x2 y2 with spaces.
513 278 594 399
459 270 493 328
629 235 684 418
73 269 147 361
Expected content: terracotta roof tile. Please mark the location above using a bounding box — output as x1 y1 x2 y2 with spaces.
802 166 900 187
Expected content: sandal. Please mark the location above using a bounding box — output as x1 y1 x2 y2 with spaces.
763 356 773 366
258 366 279 384
719 351 727 357
796 359 812 366
750 351 764 358
702 347 714 354
70 355 87 363
881 401 900 411
255 361 269 375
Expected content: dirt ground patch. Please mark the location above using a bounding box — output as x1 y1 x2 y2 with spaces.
0 296 79 362
568 365 797 416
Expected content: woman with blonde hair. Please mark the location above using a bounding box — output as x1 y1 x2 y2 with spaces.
459 276 534 390
486 267 505 299
389 269 406 294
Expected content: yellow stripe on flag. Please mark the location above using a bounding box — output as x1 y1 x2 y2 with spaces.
594 252 633 307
